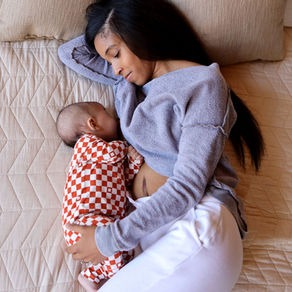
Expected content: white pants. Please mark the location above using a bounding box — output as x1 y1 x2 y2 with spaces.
99 195 243 292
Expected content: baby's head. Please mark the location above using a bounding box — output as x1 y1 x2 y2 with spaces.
56 102 119 147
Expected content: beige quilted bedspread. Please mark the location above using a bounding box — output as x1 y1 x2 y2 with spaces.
0 29 291 291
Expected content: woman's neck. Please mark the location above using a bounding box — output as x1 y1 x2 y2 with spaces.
152 60 200 79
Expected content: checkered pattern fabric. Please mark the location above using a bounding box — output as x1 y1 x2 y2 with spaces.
62 134 142 284
82 250 134 284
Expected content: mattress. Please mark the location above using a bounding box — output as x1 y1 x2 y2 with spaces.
222 28 292 291
0 29 291 291
0 39 114 291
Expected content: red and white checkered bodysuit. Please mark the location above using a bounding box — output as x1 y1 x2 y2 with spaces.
62 134 142 285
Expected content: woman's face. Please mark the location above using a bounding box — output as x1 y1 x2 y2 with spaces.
94 31 155 86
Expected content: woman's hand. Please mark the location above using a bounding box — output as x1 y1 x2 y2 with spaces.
66 224 107 265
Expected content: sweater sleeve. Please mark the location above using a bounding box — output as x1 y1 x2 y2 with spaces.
58 35 118 86
95 72 237 256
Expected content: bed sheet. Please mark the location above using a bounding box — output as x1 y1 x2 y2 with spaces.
0 29 291 291
223 28 292 291
0 39 114 291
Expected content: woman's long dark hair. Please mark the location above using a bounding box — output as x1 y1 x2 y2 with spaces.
85 0 265 171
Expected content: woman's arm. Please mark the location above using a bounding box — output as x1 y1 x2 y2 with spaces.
58 35 118 86
98 126 228 255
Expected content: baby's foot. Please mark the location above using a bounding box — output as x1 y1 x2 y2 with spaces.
78 274 99 292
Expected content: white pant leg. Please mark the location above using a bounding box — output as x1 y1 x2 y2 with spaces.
99 195 243 292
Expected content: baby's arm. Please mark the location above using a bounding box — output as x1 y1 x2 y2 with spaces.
125 146 144 185
128 146 144 165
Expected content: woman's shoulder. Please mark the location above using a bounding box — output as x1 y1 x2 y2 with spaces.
146 63 225 95
147 63 231 123
172 62 221 80
150 63 222 86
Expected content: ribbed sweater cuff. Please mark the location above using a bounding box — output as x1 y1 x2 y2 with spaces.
95 225 118 257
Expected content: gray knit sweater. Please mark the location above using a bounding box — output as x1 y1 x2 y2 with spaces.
58 35 247 256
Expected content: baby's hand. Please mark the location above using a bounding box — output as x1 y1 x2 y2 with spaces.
128 145 143 163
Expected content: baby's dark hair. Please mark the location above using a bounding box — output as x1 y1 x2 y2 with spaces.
56 104 84 148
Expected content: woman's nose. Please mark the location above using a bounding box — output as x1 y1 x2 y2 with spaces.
112 63 122 76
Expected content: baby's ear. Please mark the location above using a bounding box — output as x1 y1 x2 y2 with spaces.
87 117 100 130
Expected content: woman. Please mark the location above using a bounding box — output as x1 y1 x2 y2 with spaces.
58 0 264 291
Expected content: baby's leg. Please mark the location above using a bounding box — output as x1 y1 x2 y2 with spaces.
78 251 126 291
78 273 100 292
63 215 114 290
82 250 132 283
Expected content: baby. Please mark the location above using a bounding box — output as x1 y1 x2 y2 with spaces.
56 101 143 291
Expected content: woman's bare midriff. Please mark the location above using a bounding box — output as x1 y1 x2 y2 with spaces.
131 162 168 199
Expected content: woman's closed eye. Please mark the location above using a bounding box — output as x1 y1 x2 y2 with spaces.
107 51 120 65
114 51 120 59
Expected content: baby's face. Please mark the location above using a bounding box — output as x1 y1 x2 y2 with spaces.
88 103 119 141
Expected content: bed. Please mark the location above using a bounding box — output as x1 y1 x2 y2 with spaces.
0 0 291 291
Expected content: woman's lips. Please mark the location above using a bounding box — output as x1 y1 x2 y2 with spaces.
125 72 132 82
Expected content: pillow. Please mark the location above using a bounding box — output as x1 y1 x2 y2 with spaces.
0 0 93 41
170 0 287 64
0 0 287 64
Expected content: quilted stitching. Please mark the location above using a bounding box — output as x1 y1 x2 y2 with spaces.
222 28 292 291
0 39 114 291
